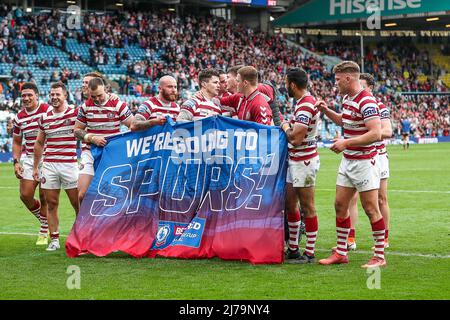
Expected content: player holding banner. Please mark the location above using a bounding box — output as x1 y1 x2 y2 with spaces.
280 68 320 263
33 82 79 251
131 75 179 131
316 61 387 268
74 77 134 204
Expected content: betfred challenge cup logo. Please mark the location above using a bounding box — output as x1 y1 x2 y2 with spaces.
155 225 171 247
41 176 46 184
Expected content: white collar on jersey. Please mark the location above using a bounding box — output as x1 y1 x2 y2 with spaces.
199 90 214 102
52 102 70 115
347 89 365 101
296 91 311 104
156 96 174 107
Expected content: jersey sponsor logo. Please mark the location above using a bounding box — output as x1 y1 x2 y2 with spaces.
296 114 309 125
363 106 378 118
24 131 38 138
380 109 389 118
123 109 132 118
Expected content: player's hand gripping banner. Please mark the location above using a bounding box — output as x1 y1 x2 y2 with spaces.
66 116 288 264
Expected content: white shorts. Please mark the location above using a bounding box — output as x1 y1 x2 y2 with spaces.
336 156 380 192
378 153 390 180
286 156 320 188
79 150 94 176
20 155 41 181
40 162 79 190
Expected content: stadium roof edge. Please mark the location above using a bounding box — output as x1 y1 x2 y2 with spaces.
273 0 450 28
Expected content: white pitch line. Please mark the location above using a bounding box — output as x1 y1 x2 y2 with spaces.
0 231 67 238
0 232 448 259
316 188 450 194
314 249 450 259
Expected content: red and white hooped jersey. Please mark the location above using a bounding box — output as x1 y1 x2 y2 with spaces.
77 96 132 150
288 92 319 161
342 89 380 160
136 96 180 121
39 105 78 163
13 103 50 157
375 100 390 155
180 93 222 121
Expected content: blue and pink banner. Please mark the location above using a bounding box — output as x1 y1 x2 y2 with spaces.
66 116 287 264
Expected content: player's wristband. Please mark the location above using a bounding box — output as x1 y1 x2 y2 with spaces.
84 134 91 143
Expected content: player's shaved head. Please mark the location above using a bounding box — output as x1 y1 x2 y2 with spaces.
158 75 178 102
159 75 176 87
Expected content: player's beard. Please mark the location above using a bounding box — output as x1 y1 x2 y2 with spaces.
287 86 295 98
82 90 89 100
161 90 177 102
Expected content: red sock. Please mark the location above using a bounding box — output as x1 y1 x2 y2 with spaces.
372 218 386 260
304 215 318 257
39 214 48 235
30 199 41 220
50 232 59 241
336 217 351 256
287 210 301 251
349 228 355 239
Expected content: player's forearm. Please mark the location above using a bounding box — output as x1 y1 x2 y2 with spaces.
323 108 343 126
74 128 88 141
12 140 22 161
381 121 393 139
130 119 153 131
33 142 44 169
284 126 306 147
346 128 381 148
176 110 193 122
285 130 305 147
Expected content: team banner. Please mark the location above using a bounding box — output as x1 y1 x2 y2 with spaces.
66 116 287 264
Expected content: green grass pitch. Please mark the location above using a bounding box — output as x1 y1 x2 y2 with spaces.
0 144 449 300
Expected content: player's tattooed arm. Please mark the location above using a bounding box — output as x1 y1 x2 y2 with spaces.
176 109 193 122
74 128 88 141
130 114 166 131
74 121 88 141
